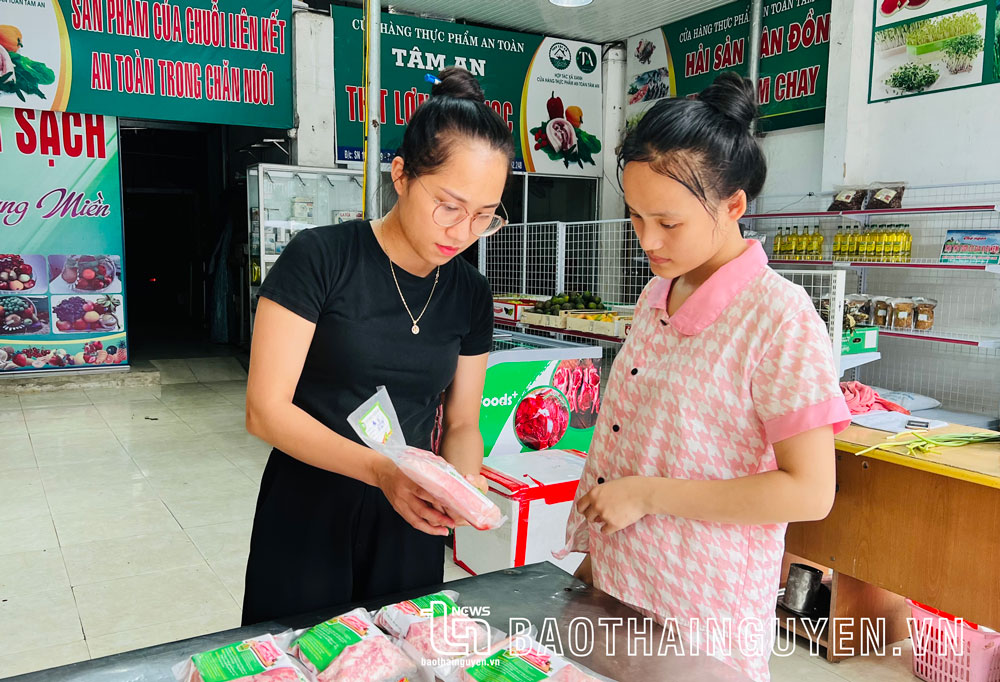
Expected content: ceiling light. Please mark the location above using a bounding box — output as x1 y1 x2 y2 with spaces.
549 0 593 7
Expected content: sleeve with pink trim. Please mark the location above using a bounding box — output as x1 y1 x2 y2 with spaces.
751 305 851 443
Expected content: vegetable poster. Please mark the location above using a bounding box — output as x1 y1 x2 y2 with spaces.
0 108 128 373
0 0 292 128
331 6 604 177
626 0 832 131
869 0 999 102
480 356 601 457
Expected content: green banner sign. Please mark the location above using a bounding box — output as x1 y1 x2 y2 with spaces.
331 6 604 176
0 107 128 373
869 0 998 103
0 0 292 128
626 0 831 131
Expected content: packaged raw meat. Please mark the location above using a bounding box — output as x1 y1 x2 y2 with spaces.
282 607 418 682
348 387 506 530
454 633 615 682
172 634 308 682
374 590 464 639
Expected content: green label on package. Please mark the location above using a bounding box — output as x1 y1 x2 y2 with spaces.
466 651 549 682
410 592 459 618
191 641 269 682
295 619 364 672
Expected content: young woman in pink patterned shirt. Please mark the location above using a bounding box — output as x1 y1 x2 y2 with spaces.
561 73 851 681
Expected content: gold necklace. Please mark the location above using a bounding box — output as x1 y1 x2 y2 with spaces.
388 259 439 335
377 217 440 335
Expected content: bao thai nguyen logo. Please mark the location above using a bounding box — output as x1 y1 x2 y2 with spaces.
548 42 571 69
576 46 597 73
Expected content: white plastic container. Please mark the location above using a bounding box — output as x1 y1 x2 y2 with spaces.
453 450 587 577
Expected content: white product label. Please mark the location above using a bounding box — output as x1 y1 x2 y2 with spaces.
918 314 929 321
864 330 877 345
896 311 910 320
876 309 888 319
836 190 856 202
359 404 393 445
875 188 898 202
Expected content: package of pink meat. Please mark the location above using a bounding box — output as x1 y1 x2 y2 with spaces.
348 387 506 531
278 607 418 682
172 634 308 682
374 590 506 680
446 633 617 682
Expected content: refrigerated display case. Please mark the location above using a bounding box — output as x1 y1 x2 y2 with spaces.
246 164 363 325
482 331 603 456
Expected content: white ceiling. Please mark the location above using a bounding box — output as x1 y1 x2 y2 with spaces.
380 0 734 44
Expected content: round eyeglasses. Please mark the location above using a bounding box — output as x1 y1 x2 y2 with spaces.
414 176 508 237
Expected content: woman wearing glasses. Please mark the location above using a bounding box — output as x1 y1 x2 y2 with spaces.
241 68 512 624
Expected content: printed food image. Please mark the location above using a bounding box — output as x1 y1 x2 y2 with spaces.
0 295 46 334
628 68 669 105
514 387 570 451
52 295 121 333
529 92 602 169
553 358 601 429
873 7 988 100
57 255 118 292
634 38 657 64
0 254 38 291
0 25 56 102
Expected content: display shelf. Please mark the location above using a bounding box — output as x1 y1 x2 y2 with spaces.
878 327 1000 348
841 352 881 374
771 259 1000 272
521 324 624 345
747 203 999 220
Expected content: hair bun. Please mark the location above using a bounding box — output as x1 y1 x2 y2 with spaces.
698 72 758 129
431 67 485 102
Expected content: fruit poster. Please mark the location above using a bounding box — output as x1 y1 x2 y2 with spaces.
626 0 832 131
331 6 604 177
869 0 999 102
0 0 292 128
0 107 128 373
480 354 601 457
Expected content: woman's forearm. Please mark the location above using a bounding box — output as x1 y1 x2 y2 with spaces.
246 399 391 487
439 423 485 476
639 469 834 525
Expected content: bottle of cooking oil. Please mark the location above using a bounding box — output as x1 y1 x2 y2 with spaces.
811 225 825 261
875 225 888 262
782 226 795 259
847 225 860 259
891 224 904 263
791 226 803 260
772 227 784 259
903 223 913 262
833 225 844 260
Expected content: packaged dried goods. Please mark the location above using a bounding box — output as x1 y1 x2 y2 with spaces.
913 297 938 331
890 298 915 329
172 634 307 682
871 296 893 327
828 186 866 211
866 182 906 210
349 387 505 531
282 608 418 682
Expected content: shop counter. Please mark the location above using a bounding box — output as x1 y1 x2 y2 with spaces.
781 423 1000 661
9 562 750 682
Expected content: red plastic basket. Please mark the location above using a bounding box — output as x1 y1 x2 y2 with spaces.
908 600 1000 682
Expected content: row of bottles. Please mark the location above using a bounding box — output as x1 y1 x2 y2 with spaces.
773 224 913 262
833 224 913 262
773 225 825 261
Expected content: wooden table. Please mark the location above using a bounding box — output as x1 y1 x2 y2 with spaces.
780 423 1000 661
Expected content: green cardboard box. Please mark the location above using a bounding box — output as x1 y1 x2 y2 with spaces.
842 326 879 356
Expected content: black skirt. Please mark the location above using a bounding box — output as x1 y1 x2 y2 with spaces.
241 449 446 626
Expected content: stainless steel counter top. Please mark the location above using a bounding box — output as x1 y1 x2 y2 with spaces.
10 562 750 681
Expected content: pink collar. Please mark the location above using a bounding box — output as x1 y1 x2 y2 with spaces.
649 239 768 336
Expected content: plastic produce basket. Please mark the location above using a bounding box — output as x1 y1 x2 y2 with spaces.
907 600 1000 682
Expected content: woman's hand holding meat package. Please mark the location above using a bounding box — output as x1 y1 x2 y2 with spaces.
375 458 456 536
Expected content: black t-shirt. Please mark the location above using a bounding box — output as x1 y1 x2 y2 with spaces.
258 221 493 451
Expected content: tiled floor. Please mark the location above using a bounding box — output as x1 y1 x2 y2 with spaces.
0 360 917 680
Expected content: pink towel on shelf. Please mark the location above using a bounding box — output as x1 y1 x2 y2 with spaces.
840 381 909 416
